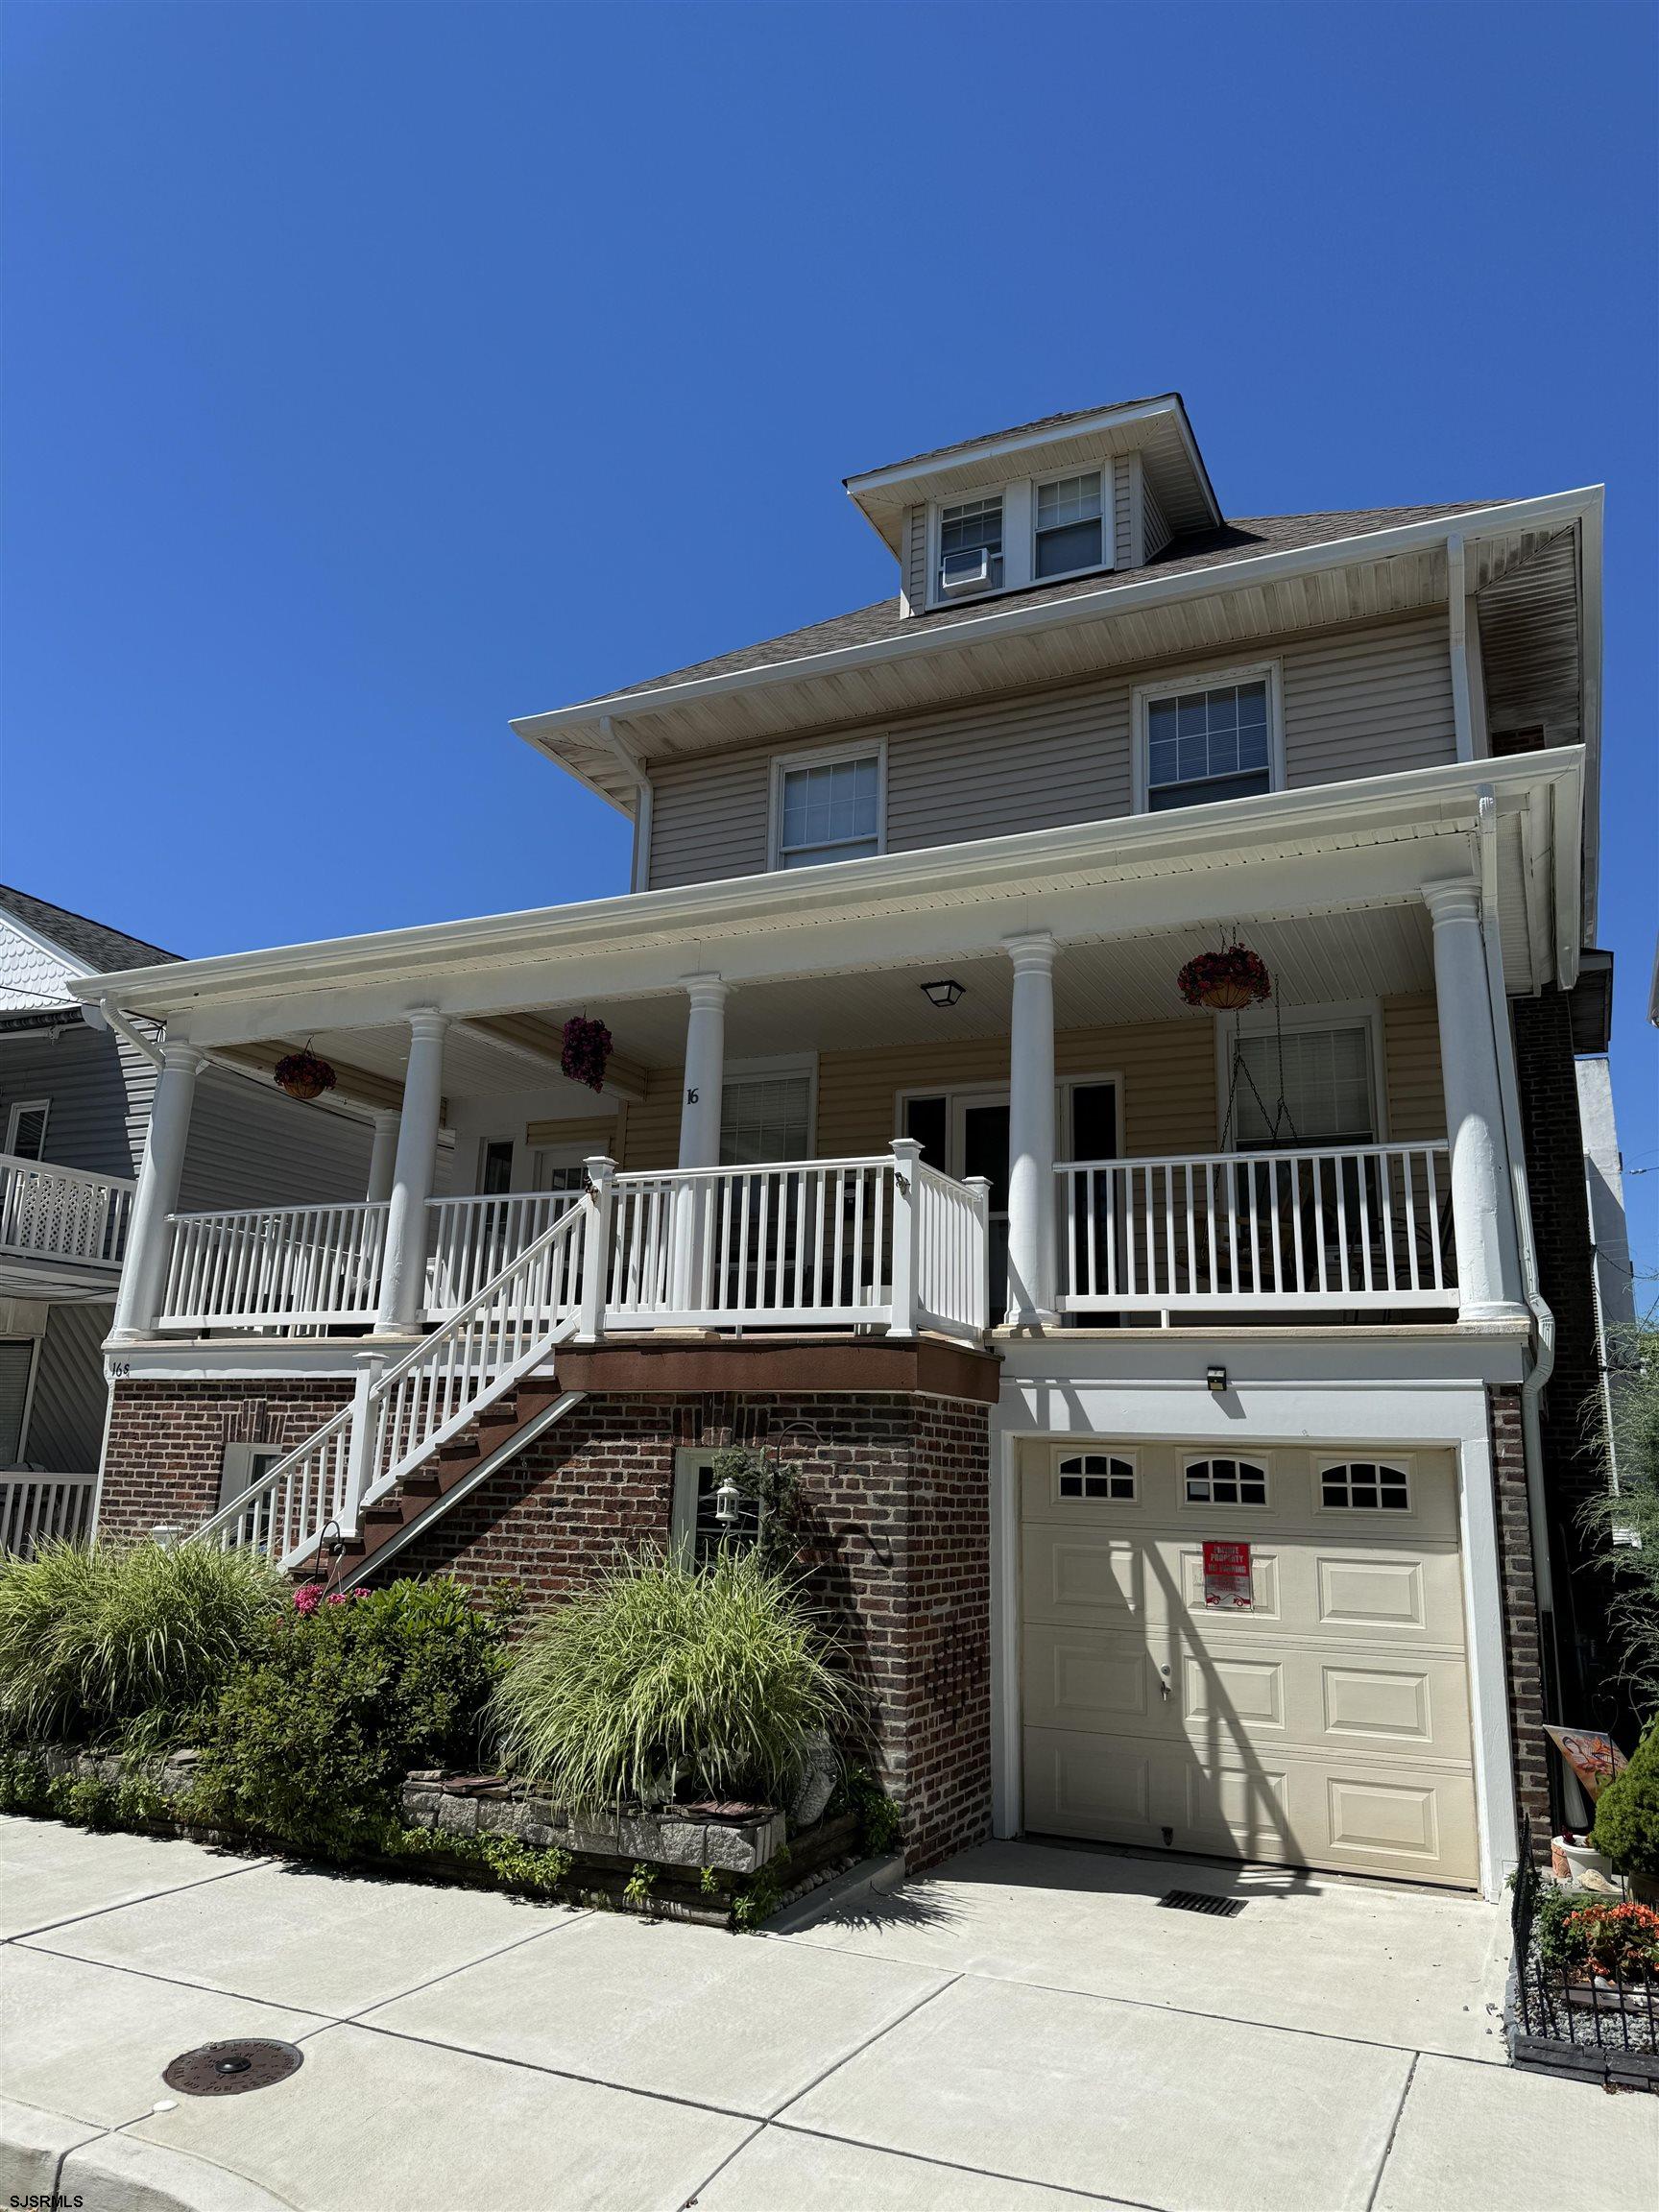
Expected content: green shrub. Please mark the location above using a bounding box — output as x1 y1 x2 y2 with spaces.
1592 1721 1659 1877
491 1548 848 1813
188 1577 511 1858
0 1539 286 1747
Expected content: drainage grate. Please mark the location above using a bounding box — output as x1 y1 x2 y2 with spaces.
1157 1888 1244 1918
163 2040 305 2097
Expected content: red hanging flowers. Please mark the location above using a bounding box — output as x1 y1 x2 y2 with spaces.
561 1016 613 1094
1176 944 1272 1013
274 1046 337 1102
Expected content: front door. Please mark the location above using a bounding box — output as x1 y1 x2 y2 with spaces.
953 1094 1011 1311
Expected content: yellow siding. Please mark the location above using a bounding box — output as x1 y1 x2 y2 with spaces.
1382 994 1446 1141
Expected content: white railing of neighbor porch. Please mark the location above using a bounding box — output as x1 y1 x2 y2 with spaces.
194 1203 589 1571
159 1202 390 1332
1057 1142 1455 1314
425 1192 581 1320
0 1155 134 1271
0 1470 97 1556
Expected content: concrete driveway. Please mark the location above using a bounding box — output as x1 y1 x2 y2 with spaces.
1 1815 1653 2211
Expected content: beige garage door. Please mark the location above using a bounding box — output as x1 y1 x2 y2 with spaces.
1022 1442 1479 1887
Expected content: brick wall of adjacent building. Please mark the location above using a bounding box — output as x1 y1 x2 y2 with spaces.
397 1388 994 1869
1487 1382 1551 1852
100 1378 354 1541
1511 987 1610 1721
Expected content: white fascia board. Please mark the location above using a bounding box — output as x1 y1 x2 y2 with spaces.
1576 489 1604 941
843 395 1196 498
68 749 1583 1033
513 487 1601 748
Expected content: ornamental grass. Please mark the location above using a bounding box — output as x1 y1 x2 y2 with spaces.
490 1547 849 1813
0 1538 286 1748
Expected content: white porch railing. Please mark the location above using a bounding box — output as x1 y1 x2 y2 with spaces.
0 1470 98 1556
425 1192 581 1320
160 1202 390 1332
194 1205 588 1571
1056 1142 1455 1314
916 1161 993 1337
0 1155 134 1271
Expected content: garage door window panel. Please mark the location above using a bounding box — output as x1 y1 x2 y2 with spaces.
1321 1460 1411 1512
1055 1451 1137 1503
1185 1456 1268 1506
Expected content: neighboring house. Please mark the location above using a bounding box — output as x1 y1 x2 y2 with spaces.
73 395 1618 1898
0 885 375 1546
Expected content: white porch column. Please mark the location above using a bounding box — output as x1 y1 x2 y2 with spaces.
677 975 728 1168
110 1041 204 1341
365 1110 400 1205
673 975 727 1313
376 1010 448 1332
1004 930 1058 1328
1424 879 1527 1321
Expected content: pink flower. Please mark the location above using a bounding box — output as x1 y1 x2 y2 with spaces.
293 1583 322 1615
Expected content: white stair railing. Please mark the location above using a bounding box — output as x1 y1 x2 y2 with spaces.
1057 1142 1455 1314
0 1156 134 1270
191 1201 589 1571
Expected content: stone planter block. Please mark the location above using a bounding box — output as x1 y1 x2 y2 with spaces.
432 1794 479 1838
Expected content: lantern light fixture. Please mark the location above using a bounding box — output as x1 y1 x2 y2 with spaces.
921 978 966 1009
713 1474 745 1527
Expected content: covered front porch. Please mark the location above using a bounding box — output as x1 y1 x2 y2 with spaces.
84 758 1576 1358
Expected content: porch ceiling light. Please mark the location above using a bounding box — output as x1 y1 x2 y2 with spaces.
921 978 966 1009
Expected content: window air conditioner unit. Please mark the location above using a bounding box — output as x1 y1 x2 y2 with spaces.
938 546 991 594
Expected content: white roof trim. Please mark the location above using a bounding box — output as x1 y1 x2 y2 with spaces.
70 749 1584 1022
513 486 1602 750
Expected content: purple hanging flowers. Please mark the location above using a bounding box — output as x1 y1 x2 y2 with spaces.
561 1016 613 1094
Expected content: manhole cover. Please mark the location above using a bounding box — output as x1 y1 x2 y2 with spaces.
1157 1888 1244 1918
162 2039 305 2097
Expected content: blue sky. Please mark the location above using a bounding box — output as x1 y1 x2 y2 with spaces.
2 1 1654 1271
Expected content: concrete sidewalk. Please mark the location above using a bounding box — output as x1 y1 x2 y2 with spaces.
2 1815 1653 2211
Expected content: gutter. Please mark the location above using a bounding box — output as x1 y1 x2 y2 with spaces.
85 997 164 1070
1477 787 1571 1803
60 748 1586 1022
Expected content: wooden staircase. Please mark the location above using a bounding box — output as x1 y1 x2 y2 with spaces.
321 1376 576 1587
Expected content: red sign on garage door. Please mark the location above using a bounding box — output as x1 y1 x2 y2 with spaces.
1202 1540 1253 1609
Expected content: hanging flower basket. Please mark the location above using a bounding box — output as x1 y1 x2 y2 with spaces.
274 1046 337 1102
561 1016 613 1094
1176 945 1272 1013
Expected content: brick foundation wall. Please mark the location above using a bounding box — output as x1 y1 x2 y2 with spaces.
1511 988 1611 1721
397 1388 994 1870
1487 1383 1551 1850
100 1379 354 1542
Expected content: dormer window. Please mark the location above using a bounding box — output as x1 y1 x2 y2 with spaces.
938 495 1003 596
1035 470 1103 579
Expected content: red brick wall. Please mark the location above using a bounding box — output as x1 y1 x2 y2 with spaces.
1487 1383 1551 1850
99 1379 353 1542
397 1388 994 1869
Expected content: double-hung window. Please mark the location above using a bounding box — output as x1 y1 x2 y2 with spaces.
1142 673 1276 812
1035 470 1103 579
938 495 1004 595
774 748 882 870
719 1072 812 1166
1233 1022 1377 1149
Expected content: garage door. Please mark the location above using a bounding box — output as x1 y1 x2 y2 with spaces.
1021 1442 1479 1887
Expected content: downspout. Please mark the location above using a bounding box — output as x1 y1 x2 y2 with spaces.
1476 787 1573 1807
91 998 164 1070
597 715 655 896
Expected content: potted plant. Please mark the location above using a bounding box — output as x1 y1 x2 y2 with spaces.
1552 1828 1616 1884
560 1016 613 1094
1176 944 1272 1013
1591 1720 1659 1904
274 1046 337 1102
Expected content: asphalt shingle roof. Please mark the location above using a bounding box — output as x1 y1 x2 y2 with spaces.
588 504 1496 708
844 395 1175 483
0 885 179 975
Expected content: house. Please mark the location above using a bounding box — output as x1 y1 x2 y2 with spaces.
0 884 376 1547
70 396 1617 1899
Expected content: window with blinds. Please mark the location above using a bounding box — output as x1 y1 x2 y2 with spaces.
719 1074 812 1166
0 1340 36 1465
1232 1024 1375 1148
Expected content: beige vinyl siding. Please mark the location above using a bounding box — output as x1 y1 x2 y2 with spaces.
644 613 1457 889
902 505 927 614
1283 614 1455 787
617 1067 684 1173
1113 455 1134 569
818 1020 1217 1161
1382 994 1446 1141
